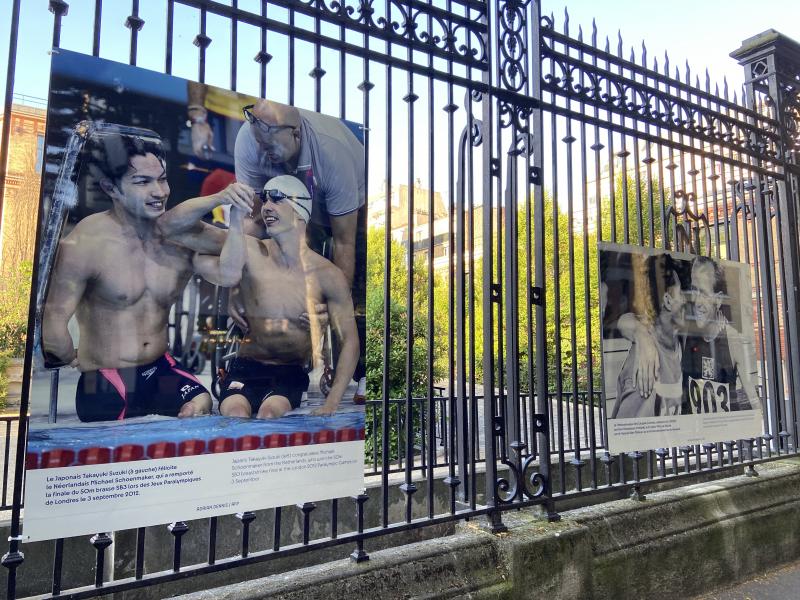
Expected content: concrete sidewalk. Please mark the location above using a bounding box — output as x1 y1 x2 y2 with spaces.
693 559 800 600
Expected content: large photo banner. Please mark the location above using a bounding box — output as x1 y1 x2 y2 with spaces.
23 49 367 541
599 243 764 454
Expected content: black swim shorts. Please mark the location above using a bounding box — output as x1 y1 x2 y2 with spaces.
219 358 309 413
75 353 208 422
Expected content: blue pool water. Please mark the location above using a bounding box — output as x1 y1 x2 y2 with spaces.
27 413 365 467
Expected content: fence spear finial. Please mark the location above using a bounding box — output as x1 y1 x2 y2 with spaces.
578 25 583 43
617 30 623 58
592 18 597 46
564 7 569 35
642 40 647 68
705 69 711 93
685 59 691 86
723 77 729 101
605 35 610 53
664 50 670 77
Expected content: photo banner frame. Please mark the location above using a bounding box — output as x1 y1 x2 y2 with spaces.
599 242 764 454
23 49 367 542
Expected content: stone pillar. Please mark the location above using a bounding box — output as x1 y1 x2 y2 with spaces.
732 30 800 449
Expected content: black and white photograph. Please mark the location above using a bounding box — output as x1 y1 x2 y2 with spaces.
599 243 764 453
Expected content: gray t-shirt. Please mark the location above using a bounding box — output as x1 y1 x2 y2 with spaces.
234 108 365 226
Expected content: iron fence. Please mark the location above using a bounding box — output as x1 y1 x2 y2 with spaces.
1 0 799 598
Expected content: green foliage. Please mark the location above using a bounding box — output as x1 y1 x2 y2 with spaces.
0 260 33 357
483 174 668 396
363 172 667 457
600 173 669 249
0 349 10 408
365 227 449 462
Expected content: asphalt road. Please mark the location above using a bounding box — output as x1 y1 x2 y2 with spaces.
692 559 800 600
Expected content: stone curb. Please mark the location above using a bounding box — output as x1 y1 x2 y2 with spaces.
169 459 800 600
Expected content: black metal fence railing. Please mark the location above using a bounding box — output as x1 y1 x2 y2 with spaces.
1 1 800 598
0 416 20 512
364 391 604 476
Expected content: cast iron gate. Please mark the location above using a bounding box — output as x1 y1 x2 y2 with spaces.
0 1 799 598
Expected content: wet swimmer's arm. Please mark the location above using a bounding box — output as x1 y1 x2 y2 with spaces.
192 206 247 287
617 312 659 399
41 237 90 368
156 182 254 253
311 268 359 416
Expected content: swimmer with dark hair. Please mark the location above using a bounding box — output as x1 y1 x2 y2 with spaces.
42 127 253 422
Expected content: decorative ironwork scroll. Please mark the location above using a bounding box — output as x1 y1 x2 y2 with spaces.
541 23 781 163
293 0 489 68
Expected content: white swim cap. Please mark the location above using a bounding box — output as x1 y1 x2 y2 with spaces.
262 175 312 223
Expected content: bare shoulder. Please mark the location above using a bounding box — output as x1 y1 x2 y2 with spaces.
308 252 348 293
66 211 115 237
60 212 116 253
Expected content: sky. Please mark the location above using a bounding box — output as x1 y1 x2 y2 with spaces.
1 0 799 200
541 0 800 95
3 0 799 103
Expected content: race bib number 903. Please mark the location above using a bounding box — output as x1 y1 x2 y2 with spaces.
688 376 730 414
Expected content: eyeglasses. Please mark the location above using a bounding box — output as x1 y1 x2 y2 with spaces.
242 105 296 137
257 189 311 203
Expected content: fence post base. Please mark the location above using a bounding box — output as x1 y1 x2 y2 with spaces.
2 549 24 600
545 499 561 523
484 510 508 534
629 485 647 502
350 546 369 563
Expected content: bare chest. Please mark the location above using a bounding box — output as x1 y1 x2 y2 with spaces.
242 259 324 317
88 238 191 308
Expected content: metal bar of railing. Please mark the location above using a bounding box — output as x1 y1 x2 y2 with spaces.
402 13 417 523
51 538 64 595
1 419 10 506
0 0 22 227
165 0 174 74
230 0 237 90
129 0 141 66
380 0 393 527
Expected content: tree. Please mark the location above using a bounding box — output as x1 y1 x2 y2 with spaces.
365 226 449 461
1 134 40 275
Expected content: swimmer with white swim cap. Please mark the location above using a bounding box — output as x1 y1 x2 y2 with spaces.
158 175 359 419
